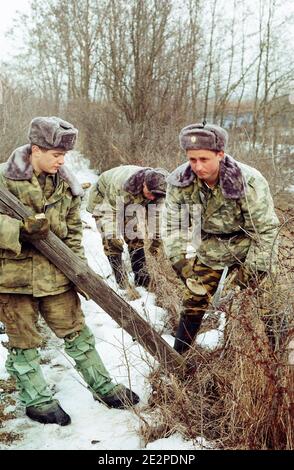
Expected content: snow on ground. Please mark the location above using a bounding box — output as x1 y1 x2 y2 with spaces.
0 153 220 450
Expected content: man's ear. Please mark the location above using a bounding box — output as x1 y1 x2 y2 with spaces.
31 145 42 157
218 150 225 159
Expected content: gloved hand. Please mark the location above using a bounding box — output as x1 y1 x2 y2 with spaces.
20 214 50 241
148 239 162 256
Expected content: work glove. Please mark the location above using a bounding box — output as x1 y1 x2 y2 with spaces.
20 214 50 241
148 239 162 256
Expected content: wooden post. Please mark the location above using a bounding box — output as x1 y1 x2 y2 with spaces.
0 187 183 373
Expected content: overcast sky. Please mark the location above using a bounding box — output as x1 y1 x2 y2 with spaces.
0 0 31 60
0 0 293 64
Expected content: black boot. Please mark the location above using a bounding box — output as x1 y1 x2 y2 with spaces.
108 254 127 288
129 248 150 288
26 400 71 426
174 315 203 354
95 385 140 409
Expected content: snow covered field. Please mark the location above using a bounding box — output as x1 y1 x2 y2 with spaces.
0 153 220 450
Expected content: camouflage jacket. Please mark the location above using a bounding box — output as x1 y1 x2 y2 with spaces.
0 145 85 296
87 165 164 239
163 154 279 272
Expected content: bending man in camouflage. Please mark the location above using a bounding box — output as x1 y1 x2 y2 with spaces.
87 165 168 289
163 122 279 354
0 117 139 426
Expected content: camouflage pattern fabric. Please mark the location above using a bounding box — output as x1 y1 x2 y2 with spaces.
87 166 148 219
164 159 279 273
0 289 85 349
20 214 50 240
175 258 222 317
87 165 164 256
0 163 86 296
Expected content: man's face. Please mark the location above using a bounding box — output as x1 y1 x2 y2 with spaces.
187 149 224 184
31 146 66 174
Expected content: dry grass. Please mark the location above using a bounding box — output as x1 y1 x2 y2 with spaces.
140 212 294 450
0 377 21 446
145 246 182 334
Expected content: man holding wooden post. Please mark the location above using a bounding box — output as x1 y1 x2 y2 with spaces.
0 116 139 426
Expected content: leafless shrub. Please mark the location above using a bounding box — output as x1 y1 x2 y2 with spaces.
139 213 294 450
0 77 58 163
145 247 182 335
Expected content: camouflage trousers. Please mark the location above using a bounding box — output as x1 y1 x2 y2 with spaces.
178 259 278 343
177 258 223 318
0 288 85 349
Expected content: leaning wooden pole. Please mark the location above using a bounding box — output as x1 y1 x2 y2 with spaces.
0 187 183 373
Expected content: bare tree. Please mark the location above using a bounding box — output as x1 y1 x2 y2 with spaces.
2 0 293 165
203 0 217 120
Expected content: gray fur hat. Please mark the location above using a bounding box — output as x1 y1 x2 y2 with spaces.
28 116 78 151
144 168 168 197
179 121 228 152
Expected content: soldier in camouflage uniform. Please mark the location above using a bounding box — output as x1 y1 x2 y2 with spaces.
163 122 279 353
0 117 139 426
87 165 168 289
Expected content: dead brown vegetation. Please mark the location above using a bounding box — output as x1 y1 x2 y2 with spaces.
0 377 20 446
140 212 294 450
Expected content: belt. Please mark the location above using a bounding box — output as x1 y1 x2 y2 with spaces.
201 230 244 240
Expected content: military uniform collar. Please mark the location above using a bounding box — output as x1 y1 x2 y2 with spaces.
200 179 219 192
4 144 84 197
167 154 246 199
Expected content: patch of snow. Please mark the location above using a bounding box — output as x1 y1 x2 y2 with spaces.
197 311 226 350
0 155 217 450
0 338 9 380
146 433 203 450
